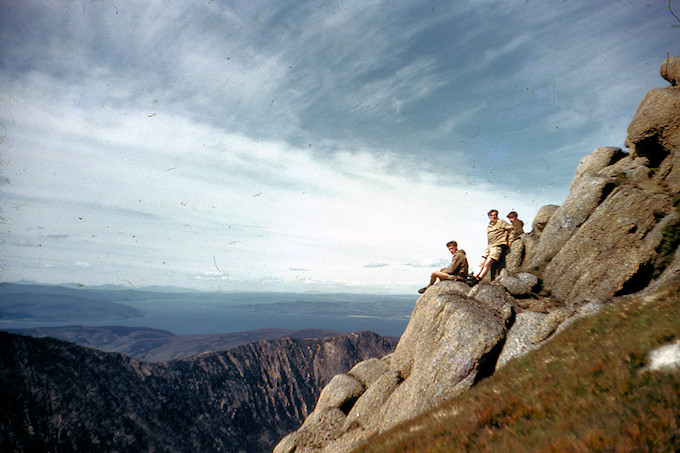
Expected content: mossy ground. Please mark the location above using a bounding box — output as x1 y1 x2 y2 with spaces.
356 282 680 452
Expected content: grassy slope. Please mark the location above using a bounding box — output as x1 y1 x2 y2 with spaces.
356 281 680 452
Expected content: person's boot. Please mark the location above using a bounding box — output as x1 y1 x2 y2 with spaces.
464 275 479 287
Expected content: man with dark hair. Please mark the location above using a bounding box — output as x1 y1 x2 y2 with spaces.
418 241 469 294
506 211 524 245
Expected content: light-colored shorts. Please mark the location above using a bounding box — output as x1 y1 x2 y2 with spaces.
483 245 503 261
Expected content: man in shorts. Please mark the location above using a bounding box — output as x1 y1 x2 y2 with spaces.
418 241 469 294
471 209 513 284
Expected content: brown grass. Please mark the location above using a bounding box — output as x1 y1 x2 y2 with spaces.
356 282 680 452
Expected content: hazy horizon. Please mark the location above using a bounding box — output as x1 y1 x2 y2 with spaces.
0 282 414 336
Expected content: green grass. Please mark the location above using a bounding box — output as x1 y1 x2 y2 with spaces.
356 282 680 452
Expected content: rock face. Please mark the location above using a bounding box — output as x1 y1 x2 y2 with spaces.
660 56 680 86
527 56 680 305
275 281 514 452
275 57 680 453
0 330 395 453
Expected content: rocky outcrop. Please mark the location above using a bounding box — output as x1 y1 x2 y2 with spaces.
275 281 515 452
528 147 626 270
495 268 538 297
275 57 680 452
515 203 559 270
525 56 680 305
0 330 395 453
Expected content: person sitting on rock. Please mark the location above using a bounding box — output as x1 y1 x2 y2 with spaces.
470 209 513 284
506 211 525 246
418 241 469 293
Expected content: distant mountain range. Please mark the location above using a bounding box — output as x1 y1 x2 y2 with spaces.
6 325 355 362
0 282 146 322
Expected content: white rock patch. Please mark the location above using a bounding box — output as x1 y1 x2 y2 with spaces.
647 343 680 372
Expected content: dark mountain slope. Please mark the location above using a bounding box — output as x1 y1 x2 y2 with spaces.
0 330 396 452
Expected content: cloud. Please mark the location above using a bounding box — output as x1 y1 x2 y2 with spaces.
0 1 675 292
405 259 449 269
193 271 232 281
14 240 42 248
364 263 390 269
44 234 72 239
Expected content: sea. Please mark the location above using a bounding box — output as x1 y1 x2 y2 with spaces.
0 284 416 337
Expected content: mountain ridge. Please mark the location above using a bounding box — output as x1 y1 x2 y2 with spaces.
0 330 396 452
5 325 363 362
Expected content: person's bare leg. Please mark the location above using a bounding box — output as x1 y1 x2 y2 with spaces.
475 257 495 281
431 271 449 284
420 271 449 293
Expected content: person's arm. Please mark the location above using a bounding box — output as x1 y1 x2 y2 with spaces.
449 254 461 273
503 220 513 245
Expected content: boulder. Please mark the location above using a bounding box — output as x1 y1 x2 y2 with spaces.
496 306 575 368
626 85 680 188
570 147 627 190
660 56 680 87
553 300 606 337
505 239 525 271
520 231 541 270
496 311 547 369
273 433 297 453
428 279 473 298
344 371 402 431
347 358 390 388
532 204 560 236
293 407 347 450
467 283 516 319
381 285 512 429
642 240 680 295
535 59 680 304
542 185 673 304
645 342 680 372
495 269 538 297
529 172 616 268
314 374 364 412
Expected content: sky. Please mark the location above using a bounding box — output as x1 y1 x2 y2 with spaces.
0 0 678 294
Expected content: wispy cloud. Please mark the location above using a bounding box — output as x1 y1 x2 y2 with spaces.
364 263 390 269
0 0 676 292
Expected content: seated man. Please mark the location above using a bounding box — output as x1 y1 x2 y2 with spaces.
471 209 513 284
418 241 469 294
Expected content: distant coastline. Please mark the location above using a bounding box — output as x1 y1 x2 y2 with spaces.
0 282 413 337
